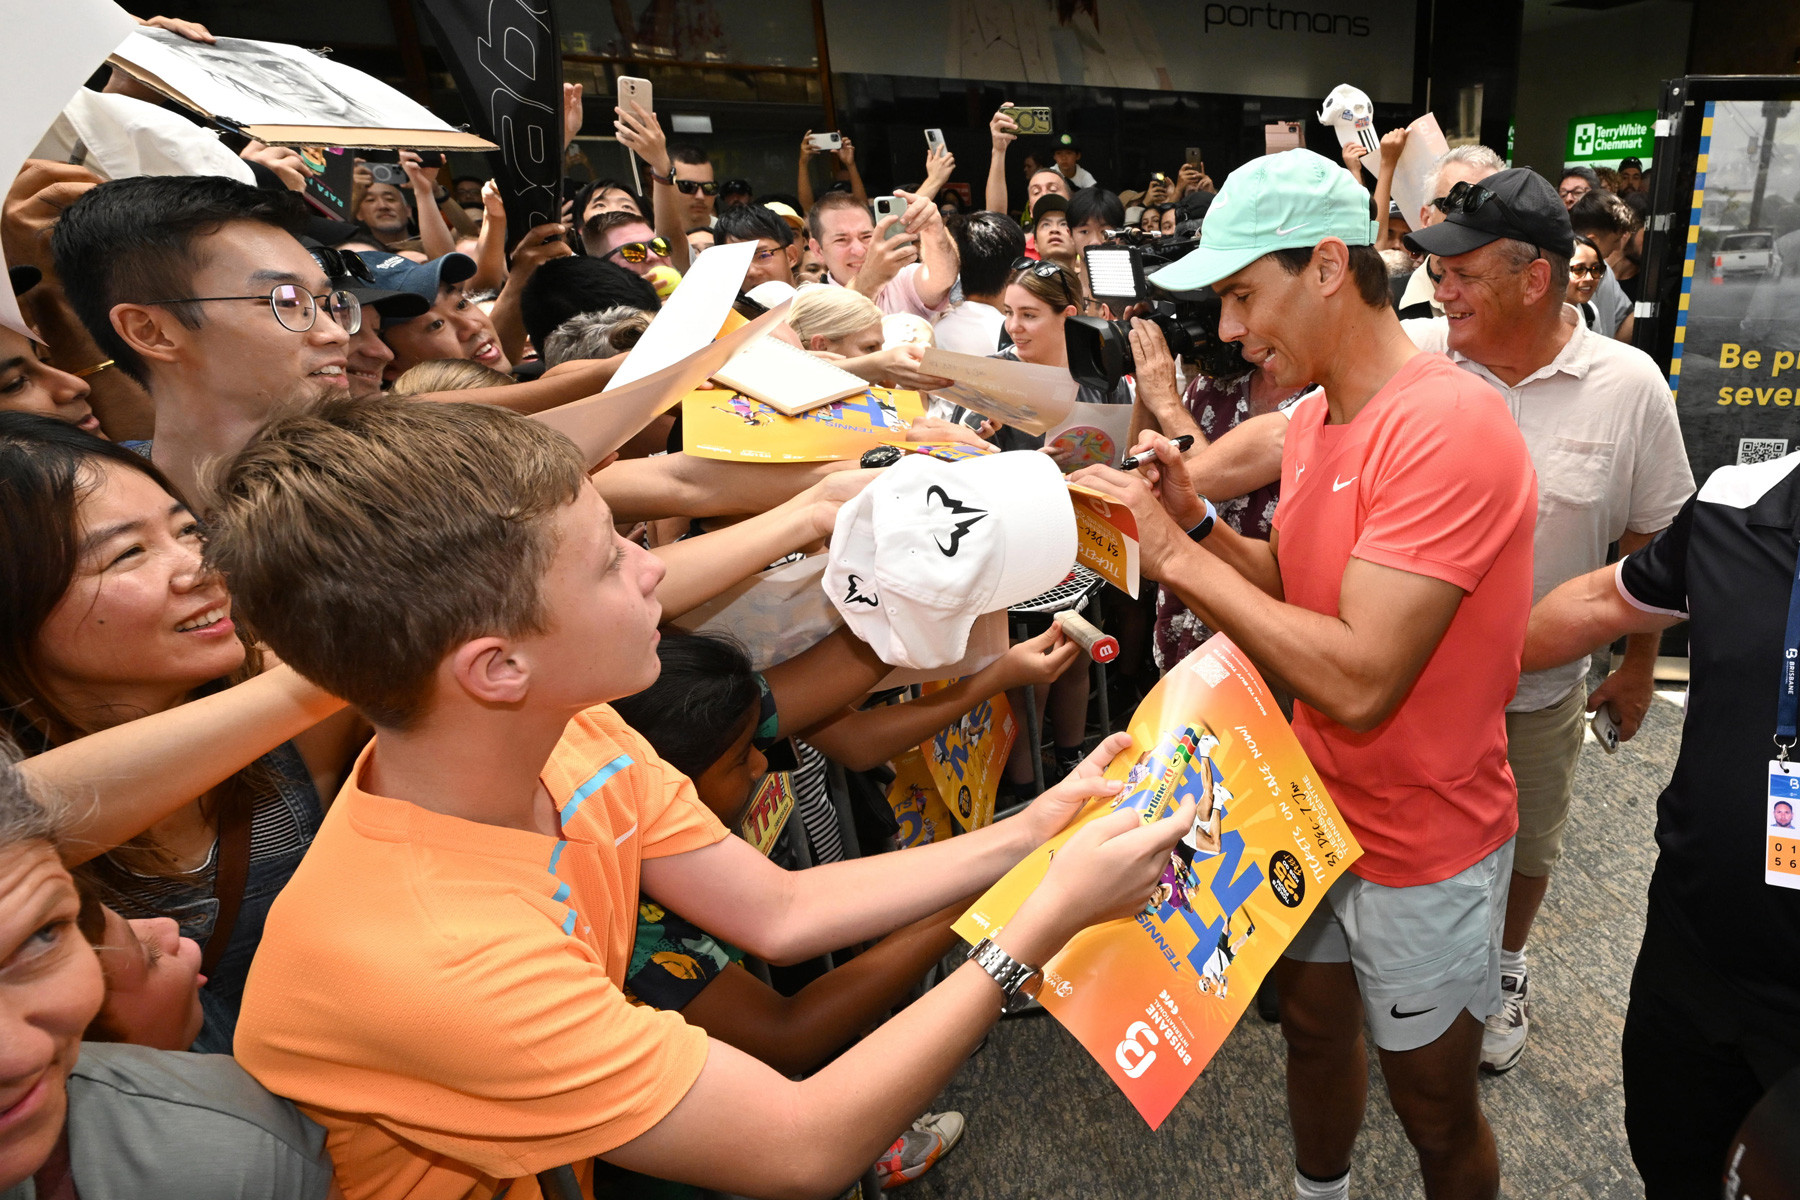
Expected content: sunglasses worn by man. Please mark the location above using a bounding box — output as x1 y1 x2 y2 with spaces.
607 236 671 265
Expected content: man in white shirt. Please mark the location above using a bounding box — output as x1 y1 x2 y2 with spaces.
806 191 959 321
933 211 1022 356
1402 169 1694 1075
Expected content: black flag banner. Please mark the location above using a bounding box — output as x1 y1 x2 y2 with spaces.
412 0 564 241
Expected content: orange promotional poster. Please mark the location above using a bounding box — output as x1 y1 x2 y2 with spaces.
683 387 924 462
954 635 1361 1128
1067 482 1141 598
888 748 956 849
920 683 1016 832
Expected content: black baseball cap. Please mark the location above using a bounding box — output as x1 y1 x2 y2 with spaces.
303 241 430 322
1056 133 1081 152
1403 168 1575 261
1619 156 1644 171
1031 193 1069 224
720 177 753 196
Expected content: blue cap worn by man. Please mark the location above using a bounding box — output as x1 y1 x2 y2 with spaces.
1070 147 1537 1200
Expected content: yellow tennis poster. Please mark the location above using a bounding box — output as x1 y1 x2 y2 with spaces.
920 684 1016 832
954 635 1360 1128
683 387 924 462
888 748 956 849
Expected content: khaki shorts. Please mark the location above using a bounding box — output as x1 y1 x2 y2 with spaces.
1505 684 1587 878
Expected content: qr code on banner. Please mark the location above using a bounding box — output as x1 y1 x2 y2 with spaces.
1739 438 1790 465
1194 655 1229 688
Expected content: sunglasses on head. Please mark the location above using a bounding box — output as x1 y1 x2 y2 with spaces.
309 245 374 285
606 236 671 264
1011 258 1078 307
675 180 719 196
1430 180 1497 216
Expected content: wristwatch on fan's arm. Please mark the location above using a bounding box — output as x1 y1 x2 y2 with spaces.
967 937 1043 1014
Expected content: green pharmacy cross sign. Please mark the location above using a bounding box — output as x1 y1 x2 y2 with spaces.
1566 110 1656 167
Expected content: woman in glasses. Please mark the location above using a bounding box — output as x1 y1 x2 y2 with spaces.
1567 234 1604 330
990 260 1127 452
0 413 366 1053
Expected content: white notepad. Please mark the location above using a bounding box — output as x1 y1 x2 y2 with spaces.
712 335 870 415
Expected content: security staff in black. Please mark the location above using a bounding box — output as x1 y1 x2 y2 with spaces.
1522 449 1800 1196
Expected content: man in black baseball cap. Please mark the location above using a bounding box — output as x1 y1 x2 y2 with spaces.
1030 193 1077 274
305 242 428 398
718 177 754 209
1401 164 1697 1084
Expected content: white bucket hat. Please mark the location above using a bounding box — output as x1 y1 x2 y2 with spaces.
823 451 1077 670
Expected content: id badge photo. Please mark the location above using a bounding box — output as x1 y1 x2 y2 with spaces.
1767 759 1800 890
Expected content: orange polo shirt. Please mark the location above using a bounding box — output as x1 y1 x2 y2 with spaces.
234 705 729 1200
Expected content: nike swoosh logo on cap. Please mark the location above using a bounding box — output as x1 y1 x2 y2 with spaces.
1275 223 1311 235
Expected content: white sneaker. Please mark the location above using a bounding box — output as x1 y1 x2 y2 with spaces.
1481 968 1530 1073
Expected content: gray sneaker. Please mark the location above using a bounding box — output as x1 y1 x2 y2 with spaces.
1480 968 1530 1073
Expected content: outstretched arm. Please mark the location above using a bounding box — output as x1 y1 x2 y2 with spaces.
679 898 968 1077
1524 561 1680 674
984 105 1018 215
24 666 346 866
801 626 1080 770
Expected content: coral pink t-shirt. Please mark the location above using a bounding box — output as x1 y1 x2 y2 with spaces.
1271 352 1537 887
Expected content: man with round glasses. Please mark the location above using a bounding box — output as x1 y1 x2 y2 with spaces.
51 174 355 506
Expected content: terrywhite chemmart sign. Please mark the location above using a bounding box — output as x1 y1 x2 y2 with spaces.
1566 110 1656 168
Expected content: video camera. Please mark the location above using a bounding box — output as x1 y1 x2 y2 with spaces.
1066 230 1219 392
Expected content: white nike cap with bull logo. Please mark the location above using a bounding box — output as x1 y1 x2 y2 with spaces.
823 450 1077 670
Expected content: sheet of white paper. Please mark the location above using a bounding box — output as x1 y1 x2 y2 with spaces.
919 348 1079 436
113 29 459 133
605 240 757 391
534 298 792 465
1045 402 1136 470
0 0 140 340
1391 113 1452 232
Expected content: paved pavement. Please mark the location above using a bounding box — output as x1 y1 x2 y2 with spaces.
906 685 1686 1199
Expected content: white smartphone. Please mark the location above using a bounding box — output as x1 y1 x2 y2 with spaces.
1590 703 1621 755
616 75 653 195
806 131 843 152
925 128 946 153
872 194 907 239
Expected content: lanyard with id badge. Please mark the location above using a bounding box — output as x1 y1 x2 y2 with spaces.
1769 551 1800 890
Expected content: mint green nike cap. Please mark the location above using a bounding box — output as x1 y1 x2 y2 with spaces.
1149 148 1380 293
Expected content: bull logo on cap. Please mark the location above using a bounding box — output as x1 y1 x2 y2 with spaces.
923 486 988 557
843 574 879 607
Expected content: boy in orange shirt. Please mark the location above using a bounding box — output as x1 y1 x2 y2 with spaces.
209 396 1189 1200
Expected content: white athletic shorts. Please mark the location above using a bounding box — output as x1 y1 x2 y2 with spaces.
1283 838 1514 1052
